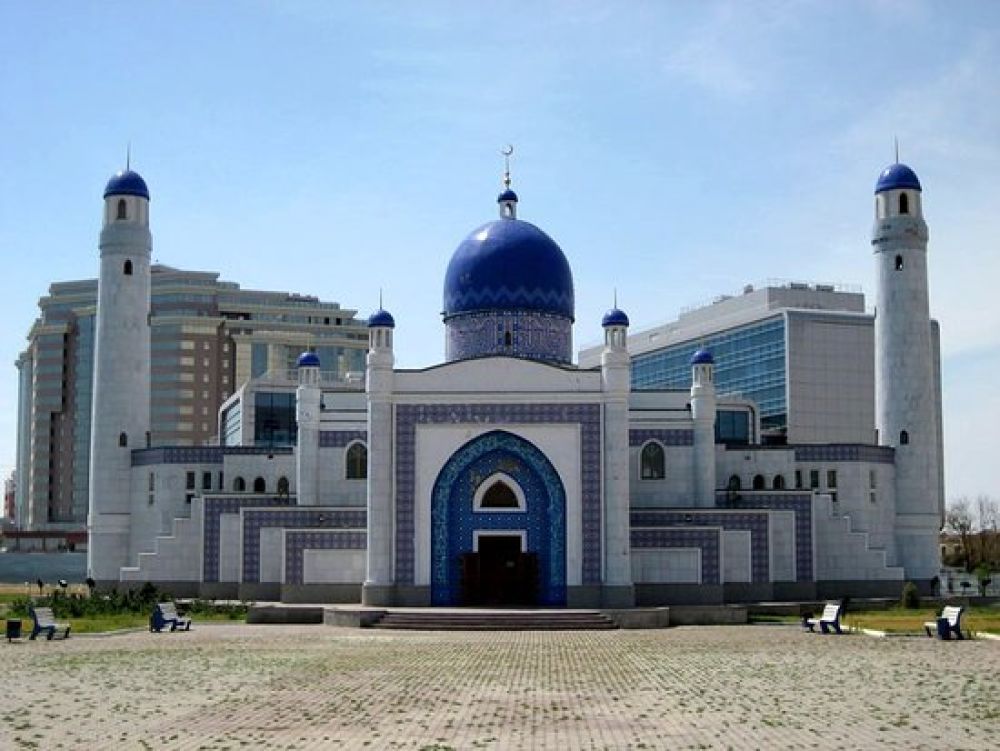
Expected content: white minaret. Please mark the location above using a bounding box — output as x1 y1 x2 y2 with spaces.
872 160 941 581
295 351 322 506
600 305 635 607
690 349 717 508
362 306 396 606
88 167 152 583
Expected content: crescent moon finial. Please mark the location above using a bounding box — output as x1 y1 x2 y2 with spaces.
501 144 514 188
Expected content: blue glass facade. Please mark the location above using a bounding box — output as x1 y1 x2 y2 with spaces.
632 316 787 429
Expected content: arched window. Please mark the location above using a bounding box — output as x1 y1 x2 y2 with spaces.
277 476 289 496
117 199 127 220
772 475 786 490
123 259 133 276
752 474 766 490
895 254 903 271
346 442 367 479
899 430 909 445
118 432 128 447
473 472 526 512
899 192 909 215
482 481 518 508
727 475 741 491
640 441 665 480
253 477 266 493
233 476 246 492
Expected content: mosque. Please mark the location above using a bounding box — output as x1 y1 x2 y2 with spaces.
88 157 943 607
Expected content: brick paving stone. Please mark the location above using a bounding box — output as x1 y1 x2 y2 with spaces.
1 623 997 749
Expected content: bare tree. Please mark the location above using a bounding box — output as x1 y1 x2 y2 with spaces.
944 498 975 571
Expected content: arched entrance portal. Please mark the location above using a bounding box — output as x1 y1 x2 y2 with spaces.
431 430 566 606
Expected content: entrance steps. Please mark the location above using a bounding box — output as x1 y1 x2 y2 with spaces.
369 608 618 631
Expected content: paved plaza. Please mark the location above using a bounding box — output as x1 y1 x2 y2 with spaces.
2 623 997 750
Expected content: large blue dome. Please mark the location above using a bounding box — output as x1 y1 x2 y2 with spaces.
104 169 150 200
443 218 574 320
875 163 921 194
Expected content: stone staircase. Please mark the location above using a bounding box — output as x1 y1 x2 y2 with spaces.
369 609 619 631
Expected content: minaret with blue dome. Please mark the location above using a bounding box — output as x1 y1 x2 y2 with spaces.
872 158 941 580
88 164 153 583
442 155 575 364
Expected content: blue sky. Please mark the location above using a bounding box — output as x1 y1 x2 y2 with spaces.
2 1 998 506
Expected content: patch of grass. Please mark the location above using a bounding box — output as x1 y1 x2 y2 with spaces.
5 612 244 634
846 605 1000 635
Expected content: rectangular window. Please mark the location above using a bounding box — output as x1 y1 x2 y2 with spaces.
218 471 224 490
809 470 819 489
795 470 802 489
186 471 195 490
827 470 837 489
251 342 268 378
202 471 212 490
869 469 877 489
148 472 155 492
869 491 877 504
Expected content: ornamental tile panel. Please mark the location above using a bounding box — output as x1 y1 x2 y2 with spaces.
628 429 694 447
283 530 367 585
319 431 368 448
202 495 292 583
717 493 814 581
241 508 366 583
631 528 721 584
395 403 602 586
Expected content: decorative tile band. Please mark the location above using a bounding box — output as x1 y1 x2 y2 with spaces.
630 510 769 582
133 445 293 467
319 430 368 448
283 530 367 585
241 507 366 583
629 429 694 447
395 402 602 586
793 444 895 464
202 495 292 582
631 528 721 584
717 493 814 581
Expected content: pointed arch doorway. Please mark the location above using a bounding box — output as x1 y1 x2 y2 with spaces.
431 430 567 606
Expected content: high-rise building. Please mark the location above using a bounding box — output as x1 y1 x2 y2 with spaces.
2 471 15 524
580 283 941 447
16 255 368 532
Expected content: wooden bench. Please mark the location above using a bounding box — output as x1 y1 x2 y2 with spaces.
29 607 71 640
802 602 844 634
151 602 192 633
924 605 966 640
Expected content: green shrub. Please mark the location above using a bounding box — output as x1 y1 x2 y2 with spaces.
901 581 920 609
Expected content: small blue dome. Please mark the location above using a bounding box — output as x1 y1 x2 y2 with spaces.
443 218 574 320
368 308 395 328
601 308 629 327
296 351 320 368
690 348 714 365
497 189 518 203
104 170 150 200
875 163 921 194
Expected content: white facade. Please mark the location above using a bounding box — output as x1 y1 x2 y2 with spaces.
92 162 943 606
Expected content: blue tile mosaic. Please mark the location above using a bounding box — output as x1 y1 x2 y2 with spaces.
395 403 602 587
631 528 721 584
242 508 366 583
631 510 769 582
202 495 292 583
431 430 566 606
628 429 694 447
283 530 367 585
319 430 368 448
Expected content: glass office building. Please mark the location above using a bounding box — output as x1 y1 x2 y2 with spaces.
632 317 787 430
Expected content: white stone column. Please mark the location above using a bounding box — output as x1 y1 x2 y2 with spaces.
295 359 321 506
690 357 717 508
600 317 634 607
363 320 395 605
